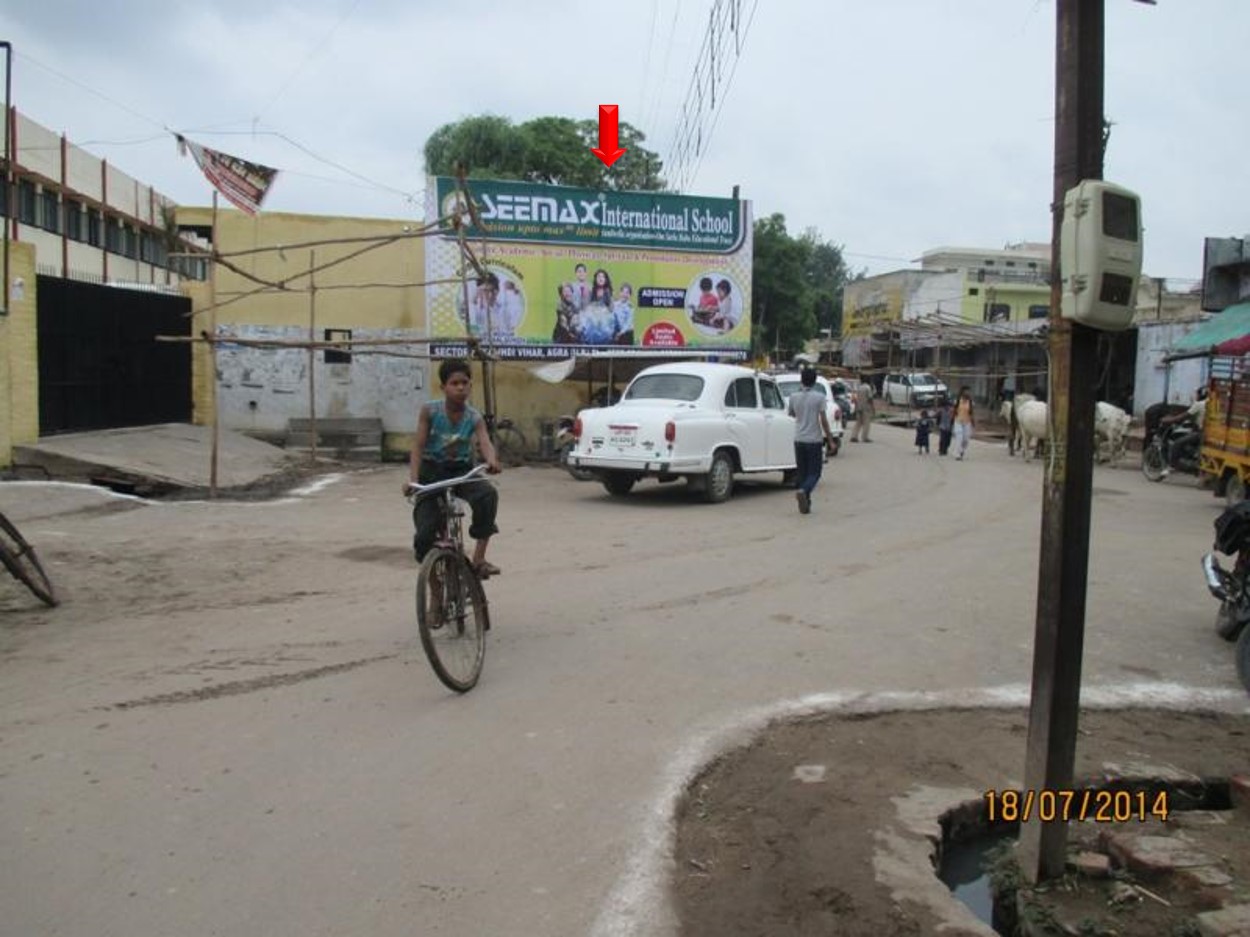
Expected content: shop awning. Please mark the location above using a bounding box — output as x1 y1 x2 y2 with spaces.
1170 301 1250 353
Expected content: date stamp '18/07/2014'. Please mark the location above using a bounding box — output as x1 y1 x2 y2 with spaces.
984 789 1171 824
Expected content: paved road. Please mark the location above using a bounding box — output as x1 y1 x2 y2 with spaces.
0 428 1243 936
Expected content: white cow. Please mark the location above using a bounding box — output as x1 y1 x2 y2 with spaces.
1006 399 1131 464
1094 401 1132 464
999 393 1037 456
1015 400 1050 461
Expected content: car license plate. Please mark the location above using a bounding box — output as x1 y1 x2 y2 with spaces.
608 427 637 448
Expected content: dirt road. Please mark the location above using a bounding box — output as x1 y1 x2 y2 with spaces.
1 430 1244 936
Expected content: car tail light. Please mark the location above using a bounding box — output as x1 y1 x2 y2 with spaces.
573 417 583 439
665 421 676 443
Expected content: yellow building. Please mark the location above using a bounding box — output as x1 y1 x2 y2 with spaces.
179 206 585 459
0 242 39 466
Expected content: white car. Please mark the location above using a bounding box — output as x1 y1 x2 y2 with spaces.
882 372 949 408
569 362 797 502
773 373 845 457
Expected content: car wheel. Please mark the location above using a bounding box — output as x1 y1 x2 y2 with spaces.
602 472 636 497
702 450 734 503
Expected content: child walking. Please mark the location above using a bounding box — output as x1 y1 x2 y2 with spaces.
914 409 933 455
937 401 954 456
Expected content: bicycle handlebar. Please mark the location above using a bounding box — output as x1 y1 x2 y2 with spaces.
405 463 490 499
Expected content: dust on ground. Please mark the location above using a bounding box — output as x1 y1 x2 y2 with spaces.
674 707 1250 936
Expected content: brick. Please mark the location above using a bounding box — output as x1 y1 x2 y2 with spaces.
1231 775 1250 811
1103 833 1216 879
1197 902 1250 937
1070 851 1112 878
1176 865 1234 890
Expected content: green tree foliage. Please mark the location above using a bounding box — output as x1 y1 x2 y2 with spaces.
752 215 858 358
423 114 665 191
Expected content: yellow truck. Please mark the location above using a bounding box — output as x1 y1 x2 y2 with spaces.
1201 361 1250 505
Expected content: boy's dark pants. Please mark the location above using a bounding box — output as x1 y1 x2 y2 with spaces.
939 429 952 455
412 461 499 561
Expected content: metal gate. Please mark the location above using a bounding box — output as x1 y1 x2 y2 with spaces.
36 276 192 434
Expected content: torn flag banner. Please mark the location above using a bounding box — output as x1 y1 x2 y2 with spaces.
177 135 278 215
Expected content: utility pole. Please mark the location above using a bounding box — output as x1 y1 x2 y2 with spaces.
1019 0 1105 882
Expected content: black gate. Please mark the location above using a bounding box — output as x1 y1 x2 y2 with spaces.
37 276 192 434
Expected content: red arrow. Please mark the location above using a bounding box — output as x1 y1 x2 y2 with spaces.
591 104 627 167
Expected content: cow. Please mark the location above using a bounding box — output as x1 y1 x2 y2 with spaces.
999 393 1037 456
1006 399 1132 464
1094 401 1132 464
1015 400 1050 461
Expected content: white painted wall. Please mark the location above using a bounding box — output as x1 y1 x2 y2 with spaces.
1134 320 1211 415
214 325 428 434
15 113 59 181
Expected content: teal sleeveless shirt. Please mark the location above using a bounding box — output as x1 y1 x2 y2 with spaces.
423 400 479 465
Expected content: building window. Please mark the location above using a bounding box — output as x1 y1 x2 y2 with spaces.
171 254 207 281
122 224 138 259
140 229 155 264
86 208 101 246
18 179 37 224
65 199 82 241
1028 304 1050 319
984 302 1011 323
969 287 980 296
324 329 352 363
0 180 7 217
984 259 996 266
1005 260 1016 267
39 189 60 233
105 217 123 253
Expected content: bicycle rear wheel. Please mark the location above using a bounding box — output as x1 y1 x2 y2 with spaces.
416 548 487 692
0 513 58 607
493 422 527 467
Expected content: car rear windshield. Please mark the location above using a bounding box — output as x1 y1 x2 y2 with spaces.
626 373 705 401
777 381 826 398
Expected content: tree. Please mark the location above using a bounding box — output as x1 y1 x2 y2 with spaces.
800 228 854 341
751 216 858 360
423 114 665 191
751 214 814 359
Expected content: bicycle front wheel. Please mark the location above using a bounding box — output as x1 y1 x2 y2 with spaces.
416 549 487 692
0 513 58 607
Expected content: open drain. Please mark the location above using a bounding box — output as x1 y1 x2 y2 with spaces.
935 777 1237 936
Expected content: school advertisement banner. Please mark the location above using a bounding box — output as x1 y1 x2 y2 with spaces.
425 177 752 360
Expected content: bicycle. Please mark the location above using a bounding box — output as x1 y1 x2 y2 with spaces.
488 416 528 468
405 465 492 692
0 509 58 607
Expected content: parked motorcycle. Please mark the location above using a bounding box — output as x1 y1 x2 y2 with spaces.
1141 420 1200 482
1200 500 1250 693
556 415 594 481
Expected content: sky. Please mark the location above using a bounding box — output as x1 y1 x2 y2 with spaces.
2 0 1247 287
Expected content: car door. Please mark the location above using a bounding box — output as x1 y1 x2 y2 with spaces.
723 376 766 467
760 377 795 467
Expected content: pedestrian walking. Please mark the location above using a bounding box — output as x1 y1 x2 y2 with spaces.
937 400 954 456
851 372 876 443
787 367 836 515
914 409 932 454
953 386 976 460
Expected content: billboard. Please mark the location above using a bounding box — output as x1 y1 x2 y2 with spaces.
425 177 752 360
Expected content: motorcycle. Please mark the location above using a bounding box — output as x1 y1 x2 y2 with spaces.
1141 419 1200 482
1200 500 1250 693
556 415 595 481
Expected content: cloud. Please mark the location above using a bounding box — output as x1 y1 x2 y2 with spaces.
3 0 1246 282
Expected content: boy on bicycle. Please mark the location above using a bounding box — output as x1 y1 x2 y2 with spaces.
406 359 502 576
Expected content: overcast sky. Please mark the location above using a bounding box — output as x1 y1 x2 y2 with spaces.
2 0 1246 285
